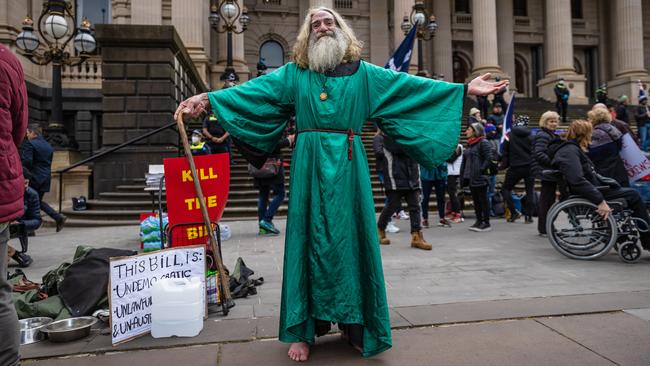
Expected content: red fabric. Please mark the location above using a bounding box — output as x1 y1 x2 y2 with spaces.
467 135 485 146
0 44 27 222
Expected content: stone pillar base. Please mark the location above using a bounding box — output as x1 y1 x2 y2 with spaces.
606 75 650 105
43 150 91 210
538 74 589 105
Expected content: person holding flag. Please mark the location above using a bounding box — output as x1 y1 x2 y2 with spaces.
500 115 535 223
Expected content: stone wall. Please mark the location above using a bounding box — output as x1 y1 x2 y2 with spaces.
25 82 102 157
93 24 207 195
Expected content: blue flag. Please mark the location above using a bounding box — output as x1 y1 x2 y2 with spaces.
385 25 417 72
499 93 516 154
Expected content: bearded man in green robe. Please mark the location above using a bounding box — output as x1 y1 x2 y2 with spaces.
175 6 507 362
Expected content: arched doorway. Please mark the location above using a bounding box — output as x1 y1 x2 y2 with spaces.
453 52 470 84
515 57 528 96
259 40 284 73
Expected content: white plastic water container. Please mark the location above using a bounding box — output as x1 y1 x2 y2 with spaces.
151 277 204 338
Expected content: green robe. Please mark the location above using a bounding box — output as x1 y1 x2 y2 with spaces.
208 61 464 357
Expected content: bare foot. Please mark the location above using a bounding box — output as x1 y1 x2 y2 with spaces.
288 342 310 362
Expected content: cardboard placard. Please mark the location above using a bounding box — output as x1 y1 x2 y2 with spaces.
108 245 206 345
620 133 650 182
163 153 230 246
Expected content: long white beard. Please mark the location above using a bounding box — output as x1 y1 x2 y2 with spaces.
308 29 348 73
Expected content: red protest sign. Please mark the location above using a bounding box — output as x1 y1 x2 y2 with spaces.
163 153 230 246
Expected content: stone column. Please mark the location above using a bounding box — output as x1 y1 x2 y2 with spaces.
537 0 587 104
131 0 162 25
172 0 210 85
310 0 333 8
393 0 418 74
471 0 501 76
369 0 389 65
431 0 452 81
112 0 131 25
496 0 514 82
607 0 650 104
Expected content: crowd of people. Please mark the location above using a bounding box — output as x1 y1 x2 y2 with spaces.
373 90 650 251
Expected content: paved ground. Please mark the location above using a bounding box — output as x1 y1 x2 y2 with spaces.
9 216 650 365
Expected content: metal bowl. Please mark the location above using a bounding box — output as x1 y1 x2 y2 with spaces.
41 316 98 343
19 317 53 345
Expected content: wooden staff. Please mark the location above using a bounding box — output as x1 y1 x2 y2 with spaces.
176 112 232 303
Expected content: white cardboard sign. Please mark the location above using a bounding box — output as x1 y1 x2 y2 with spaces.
620 133 650 182
108 245 206 345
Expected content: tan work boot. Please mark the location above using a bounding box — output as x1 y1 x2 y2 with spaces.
378 228 390 245
411 231 432 250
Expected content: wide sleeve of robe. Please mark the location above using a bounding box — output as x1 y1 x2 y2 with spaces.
207 63 296 154
364 62 465 169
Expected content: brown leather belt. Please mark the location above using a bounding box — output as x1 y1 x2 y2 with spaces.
297 128 361 160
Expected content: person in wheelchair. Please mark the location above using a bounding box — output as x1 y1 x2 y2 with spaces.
7 169 41 267
550 119 650 250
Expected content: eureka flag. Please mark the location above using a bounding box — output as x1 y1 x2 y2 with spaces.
385 25 417 72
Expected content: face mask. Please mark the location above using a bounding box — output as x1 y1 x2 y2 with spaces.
192 136 201 144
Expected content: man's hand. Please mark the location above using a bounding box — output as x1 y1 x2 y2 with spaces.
174 93 211 120
287 134 295 146
467 73 509 96
596 201 612 220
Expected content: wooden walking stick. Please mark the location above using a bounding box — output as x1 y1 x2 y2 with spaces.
176 112 233 307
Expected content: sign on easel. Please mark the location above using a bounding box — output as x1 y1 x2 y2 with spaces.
108 245 206 345
163 153 230 246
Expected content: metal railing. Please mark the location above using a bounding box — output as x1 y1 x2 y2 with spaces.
54 120 180 213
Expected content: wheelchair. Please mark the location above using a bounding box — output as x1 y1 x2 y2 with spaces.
544 170 649 263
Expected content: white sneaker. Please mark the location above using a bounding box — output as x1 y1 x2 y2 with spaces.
398 210 410 220
386 221 400 233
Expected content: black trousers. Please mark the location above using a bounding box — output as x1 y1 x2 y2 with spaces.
38 191 63 222
447 175 461 213
378 189 421 232
556 99 568 121
502 166 535 216
537 180 558 234
603 187 650 233
470 185 489 224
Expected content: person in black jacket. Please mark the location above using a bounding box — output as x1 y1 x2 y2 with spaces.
501 116 535 224
21 124 66 232
615 95 630 123
460 123 494 232
532 111 563 236
552 120 650 249
587 107 629 187
377 134 431 250
635 96 650 150
254 134 294 235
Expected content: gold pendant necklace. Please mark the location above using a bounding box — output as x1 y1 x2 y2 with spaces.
319 74 328 101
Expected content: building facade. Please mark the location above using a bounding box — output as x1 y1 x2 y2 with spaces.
3 1 650 103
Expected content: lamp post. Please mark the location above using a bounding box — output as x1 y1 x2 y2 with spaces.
209 0 250 83
15 0 97 148
401 1 437 77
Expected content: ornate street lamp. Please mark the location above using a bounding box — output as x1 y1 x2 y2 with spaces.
209 0 250 83
15 0 97 148
401 1 437 77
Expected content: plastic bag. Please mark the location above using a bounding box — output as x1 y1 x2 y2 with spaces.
219 224 231 241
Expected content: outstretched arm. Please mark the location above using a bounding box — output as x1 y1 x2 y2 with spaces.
467 73 509 96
